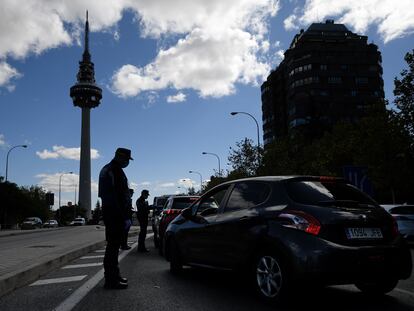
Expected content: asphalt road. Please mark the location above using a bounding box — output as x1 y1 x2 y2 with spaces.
0 234 413 311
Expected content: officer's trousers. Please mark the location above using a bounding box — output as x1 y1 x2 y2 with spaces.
137 213 148 249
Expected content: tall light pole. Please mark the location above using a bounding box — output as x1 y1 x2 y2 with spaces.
59 172 73 223
5 144 28 182
230 111 260 149
189 170 203 192
202 152 221 177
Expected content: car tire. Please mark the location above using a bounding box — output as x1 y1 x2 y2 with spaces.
355 278 398 295
251 251 289 302
169 238 183 274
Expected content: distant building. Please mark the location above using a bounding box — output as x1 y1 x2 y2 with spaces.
261 20 385 147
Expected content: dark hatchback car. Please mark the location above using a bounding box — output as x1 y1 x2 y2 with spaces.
164 176 412 302
155 195 199 252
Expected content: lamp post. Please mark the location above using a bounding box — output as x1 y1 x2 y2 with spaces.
59 172 73 223
189 170 203 193
230 111 260 149
5 144 28 182
202 152 221 176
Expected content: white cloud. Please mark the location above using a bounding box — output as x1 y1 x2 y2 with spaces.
36 145 100 160
167 92 186 103
159 182 175 188
285 0 414 43
0 62 22 90
0 134 5 146
36 172 78 193
111 0 280 98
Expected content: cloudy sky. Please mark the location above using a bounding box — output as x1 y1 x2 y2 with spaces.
1 0 413 210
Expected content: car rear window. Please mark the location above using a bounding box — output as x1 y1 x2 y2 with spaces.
389 206 414 215
285 181 377 207
172 197 199 210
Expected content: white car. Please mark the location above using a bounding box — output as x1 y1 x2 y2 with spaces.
382 204 414 243
71 217 86 226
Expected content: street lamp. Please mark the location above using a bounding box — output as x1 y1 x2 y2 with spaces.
59 172 73 222
230 111 260 149
189 170 203 192
202 152 221 176
5 144 28 182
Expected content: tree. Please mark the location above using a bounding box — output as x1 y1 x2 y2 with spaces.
228 138 262 177
394 49 414 139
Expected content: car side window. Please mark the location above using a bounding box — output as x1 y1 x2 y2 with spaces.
225 182 271 212
196 186 230 217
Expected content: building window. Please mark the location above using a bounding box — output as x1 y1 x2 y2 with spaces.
355 77 368 84
320 64 327 70
289 118 310 128
328 77 342 84
320 90 329 96
351 90 357 96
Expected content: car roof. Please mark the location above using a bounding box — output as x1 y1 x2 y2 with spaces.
214 175 346 187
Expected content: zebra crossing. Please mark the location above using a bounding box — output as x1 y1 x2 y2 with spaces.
29 239 135 287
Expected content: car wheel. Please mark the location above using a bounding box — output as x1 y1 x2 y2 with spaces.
355 278 398 295
252 252 288 302
169 238 183 274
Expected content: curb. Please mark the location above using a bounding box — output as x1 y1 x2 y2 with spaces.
0 227 142 298
0 240 107 298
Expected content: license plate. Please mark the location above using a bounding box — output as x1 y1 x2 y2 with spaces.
345 227 383 239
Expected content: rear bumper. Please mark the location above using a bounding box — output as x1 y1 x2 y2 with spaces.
269 229 412 285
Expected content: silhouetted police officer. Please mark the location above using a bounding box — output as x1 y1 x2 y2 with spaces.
136 189 150 252
98 148 133 289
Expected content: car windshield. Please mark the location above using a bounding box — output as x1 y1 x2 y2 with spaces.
172 197 199 210
74 218 84 221
156 198 168 207
285 181 378 208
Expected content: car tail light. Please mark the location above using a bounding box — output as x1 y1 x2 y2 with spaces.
279 210 321 236
166 209 180 215
391 216 399 238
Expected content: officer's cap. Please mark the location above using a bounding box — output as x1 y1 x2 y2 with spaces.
115 148 133 160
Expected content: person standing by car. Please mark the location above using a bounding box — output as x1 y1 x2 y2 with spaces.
136 189 150 252
120 188 134 250
98 148 133 289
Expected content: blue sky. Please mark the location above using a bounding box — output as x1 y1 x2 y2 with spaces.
1 0 413 210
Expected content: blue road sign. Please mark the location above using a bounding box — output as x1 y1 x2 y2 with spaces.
342 166 374 197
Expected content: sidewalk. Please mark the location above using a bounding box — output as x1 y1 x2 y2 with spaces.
0 225 140 298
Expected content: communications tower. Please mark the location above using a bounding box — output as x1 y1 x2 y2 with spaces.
70 12 102 219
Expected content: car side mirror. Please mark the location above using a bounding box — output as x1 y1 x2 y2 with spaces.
181 207 193 219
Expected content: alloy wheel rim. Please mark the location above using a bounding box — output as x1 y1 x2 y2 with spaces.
256 255 282 298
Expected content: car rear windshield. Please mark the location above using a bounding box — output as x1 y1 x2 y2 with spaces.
172 197 199 209
285 181 377 207
389 205 414 215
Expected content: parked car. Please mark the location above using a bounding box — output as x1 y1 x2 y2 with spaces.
164 176 412 302
43 219 59 228
151 195 172 247
382 204 414 243
70 217 86 226
155 195 199 252
21 217 42 229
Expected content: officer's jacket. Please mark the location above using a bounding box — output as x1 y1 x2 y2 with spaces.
98 160 129 224
136 197 150 216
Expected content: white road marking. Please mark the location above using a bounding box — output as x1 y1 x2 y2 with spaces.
54 233 154 311
395 288 414 298
80 255 104 259
30 275 87 286
94 250 105 253
62 263 102 269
